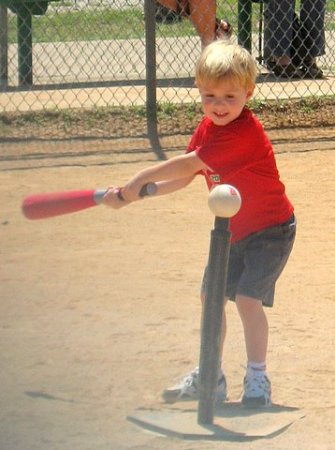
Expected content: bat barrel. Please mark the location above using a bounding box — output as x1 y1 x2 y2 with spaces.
22 190 99 220
21 183 157 220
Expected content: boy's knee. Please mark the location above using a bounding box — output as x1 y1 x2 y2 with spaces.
236 294 263 312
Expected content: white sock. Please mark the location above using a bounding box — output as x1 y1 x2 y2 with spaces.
246 361 267 378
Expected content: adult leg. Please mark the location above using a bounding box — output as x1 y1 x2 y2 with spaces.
188 0 217 47
264 0 295 60
156 0 179 11
300 0 326 56
263 0 303 77
299 0 325 77
157 1 231 47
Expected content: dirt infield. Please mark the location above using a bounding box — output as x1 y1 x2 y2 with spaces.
1 126 334 449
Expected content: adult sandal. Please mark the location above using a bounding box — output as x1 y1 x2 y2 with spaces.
216 18 233 40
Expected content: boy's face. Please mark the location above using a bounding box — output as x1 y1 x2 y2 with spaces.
198 78 254 126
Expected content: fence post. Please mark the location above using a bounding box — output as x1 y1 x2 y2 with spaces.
17 7 33 86
238 0 252 52
144 0 166 160
0 3 8 89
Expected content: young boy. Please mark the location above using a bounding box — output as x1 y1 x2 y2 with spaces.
103 41 296 407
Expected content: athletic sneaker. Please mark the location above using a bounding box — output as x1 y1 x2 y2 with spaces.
241 372 272 407
162 367 227 403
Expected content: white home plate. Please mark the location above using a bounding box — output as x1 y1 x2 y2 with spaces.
128 402 305 441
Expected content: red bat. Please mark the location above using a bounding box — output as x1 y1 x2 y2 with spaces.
21 183 157 220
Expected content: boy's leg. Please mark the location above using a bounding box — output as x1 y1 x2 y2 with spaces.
235 295 271 407
162 296 228 403
230 217 295 407
235 295 268 363
235 294 271 407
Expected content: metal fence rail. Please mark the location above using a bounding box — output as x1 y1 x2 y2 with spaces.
0 0 334 141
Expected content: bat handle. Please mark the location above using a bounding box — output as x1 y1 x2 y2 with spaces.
116 183 157 201
139 182 157 197
93 189 108 204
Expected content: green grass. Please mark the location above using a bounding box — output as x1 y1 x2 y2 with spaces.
0 96 333 139
1 95 333 126
5 1 334 44
6 8 145 43
248 95 335 115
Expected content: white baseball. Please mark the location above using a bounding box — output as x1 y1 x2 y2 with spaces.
208 184 242 218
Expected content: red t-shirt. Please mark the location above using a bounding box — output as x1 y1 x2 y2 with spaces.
187 108 294 243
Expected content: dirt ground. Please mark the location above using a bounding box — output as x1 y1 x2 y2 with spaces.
1 125 334 450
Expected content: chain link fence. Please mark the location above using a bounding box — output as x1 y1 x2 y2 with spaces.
0 0 334 143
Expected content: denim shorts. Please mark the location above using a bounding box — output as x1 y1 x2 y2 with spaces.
202 214 296 307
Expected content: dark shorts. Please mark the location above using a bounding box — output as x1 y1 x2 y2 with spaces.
202 214 296 307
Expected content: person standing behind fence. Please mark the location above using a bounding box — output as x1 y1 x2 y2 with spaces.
156 1 233 47
263 0 326 79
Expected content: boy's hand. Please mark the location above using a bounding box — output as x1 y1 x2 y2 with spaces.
102 182 157 208
102 186 129 209
120 179 145 202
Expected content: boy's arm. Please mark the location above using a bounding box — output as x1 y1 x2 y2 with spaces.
102 176 195 209
121 151 206 202
103 151 206 208
155 175 196 195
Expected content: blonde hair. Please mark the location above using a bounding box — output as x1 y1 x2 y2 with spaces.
195 41 257 90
